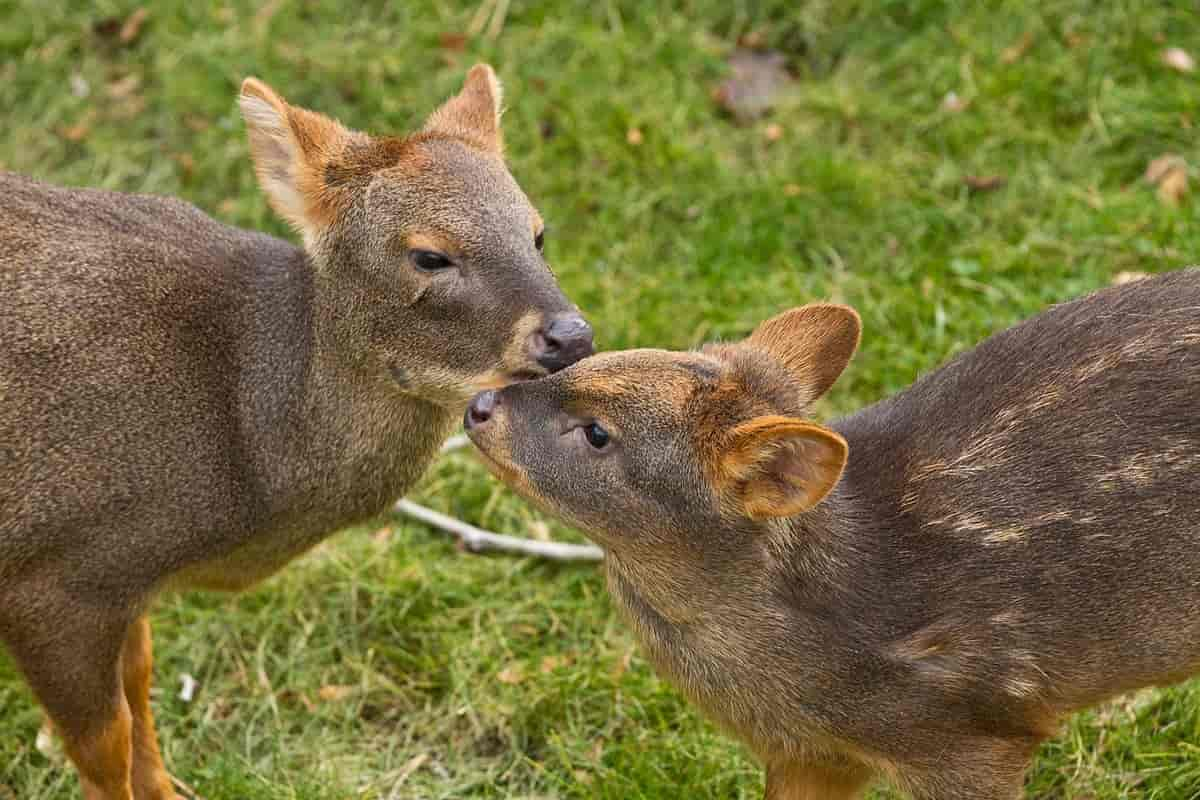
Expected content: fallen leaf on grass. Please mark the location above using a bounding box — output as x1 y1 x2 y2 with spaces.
626 127 643 146
1000 31 1035 64
1144 154 1189 206
763 122 783 142
119 8 149 44
737 30 767 49
941 91 969 113
107 74 142 99
1162 47 1195 73
173 153 196 179
318 684 354 702
58 109 97 142
497 662 526 685
439 32 468 51
540 654 572 673
1112 271 1148 286
783 183 803 197
92 16 122 38
611 645 636 679
964 175 1007 194
714 48 792 123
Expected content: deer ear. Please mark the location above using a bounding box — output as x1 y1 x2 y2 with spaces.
239 78 357 241
747 304 861 404
716 416 847 519
423 63 504 154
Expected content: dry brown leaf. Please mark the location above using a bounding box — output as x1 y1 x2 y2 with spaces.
497 662 526 685
1144 154 1189 206
1112 271 1148 286
318 684 354 702
941 91 969 113
783 183 802 197
93 16 122 38
611 645 636 679
763 122 783 142
174 153 196 179
107 74 142 99
1158 169 1188 206
119 8 149 44
1000 31 1035 64
1163 47 1195 73
626 127 643 146
540 654 572 673
738 30 767 50
439 32 468 51
714 49 792 123
58 109 97 142
964 175 1007 194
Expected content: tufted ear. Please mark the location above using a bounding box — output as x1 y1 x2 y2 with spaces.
746 304 861 405
714 415 847 519
239 77 361 243
422 63 504 154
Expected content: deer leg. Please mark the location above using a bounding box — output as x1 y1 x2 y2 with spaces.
2 604 135 800
765 760 874 800
122 616 181 800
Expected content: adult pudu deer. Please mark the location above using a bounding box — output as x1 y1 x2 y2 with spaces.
466 269 1200 799
0 65 591 800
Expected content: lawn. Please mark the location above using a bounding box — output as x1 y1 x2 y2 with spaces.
2 0 1200 797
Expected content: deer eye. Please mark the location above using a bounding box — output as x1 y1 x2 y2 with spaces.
583 422 610 450
534 230 545 252
412 250 453 272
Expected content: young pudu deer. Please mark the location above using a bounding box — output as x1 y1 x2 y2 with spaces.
466 269 1200 799
0 65 591 800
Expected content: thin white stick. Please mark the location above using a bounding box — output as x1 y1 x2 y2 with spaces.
394 499 603 562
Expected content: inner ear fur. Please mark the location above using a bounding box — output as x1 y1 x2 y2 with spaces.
239 77 363 239
747 303 862 404
716 415 848 519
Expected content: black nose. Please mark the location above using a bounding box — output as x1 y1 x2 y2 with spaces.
465 390 498 429
531 314 594 372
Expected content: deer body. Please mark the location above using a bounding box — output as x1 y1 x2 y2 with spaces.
0 65 592 799
468 269 1200 799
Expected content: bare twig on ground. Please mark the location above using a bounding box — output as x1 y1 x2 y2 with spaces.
393 499 603 562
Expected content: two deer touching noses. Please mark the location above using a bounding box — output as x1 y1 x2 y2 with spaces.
3 65 1198 800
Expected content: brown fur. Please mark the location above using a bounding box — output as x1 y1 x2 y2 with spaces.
467 270 1200 798
0 64 589 798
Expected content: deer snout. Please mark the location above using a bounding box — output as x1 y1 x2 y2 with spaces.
465 389 499 430
529 313 594 373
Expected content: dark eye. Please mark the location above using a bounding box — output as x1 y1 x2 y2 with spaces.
412 250 453 272
583 422 610 449
534 230 545 252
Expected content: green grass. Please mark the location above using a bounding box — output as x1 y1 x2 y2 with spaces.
2 0 1200 797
